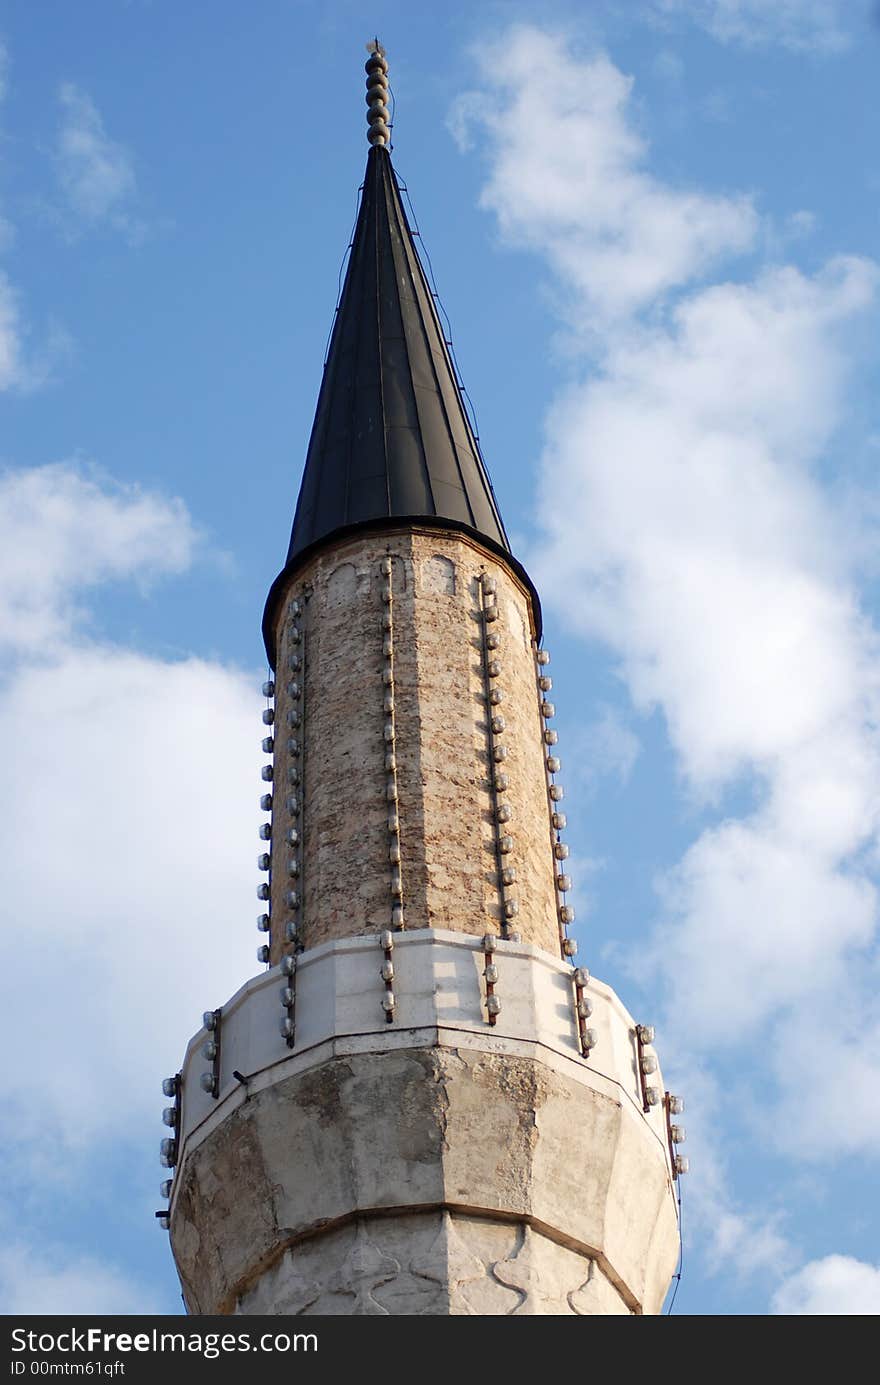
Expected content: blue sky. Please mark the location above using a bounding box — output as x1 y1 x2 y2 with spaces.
1 0 879 1316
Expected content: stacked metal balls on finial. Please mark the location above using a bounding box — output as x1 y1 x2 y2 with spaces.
365 41 390 147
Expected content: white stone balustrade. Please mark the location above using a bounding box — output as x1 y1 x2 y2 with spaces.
174 929 671 1176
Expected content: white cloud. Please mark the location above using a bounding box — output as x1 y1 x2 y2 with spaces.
0 49 72 390
657 1061 795 1284
0 644 259 1149
0 464 259 1156
457 26 757 323
0 462 197 652
653 47 685 84
787 209 817 239
769 1017 880 1157
0 270 24 389
772 1255 880 1313
561 259 880 1122
0 51 17 358
56 83 137 232
654 0 854 52
463 22 880 1186
570 705 640 788
0 1241 163 1314
0 278 73 392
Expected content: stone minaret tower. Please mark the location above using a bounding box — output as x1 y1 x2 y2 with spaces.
158 45 684 1316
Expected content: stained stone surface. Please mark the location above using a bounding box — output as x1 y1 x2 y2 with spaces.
268 529 561 961
235 1214 631 1316
170 1045 678 1316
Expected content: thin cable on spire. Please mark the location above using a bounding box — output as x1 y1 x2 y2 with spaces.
666 1175 684 1314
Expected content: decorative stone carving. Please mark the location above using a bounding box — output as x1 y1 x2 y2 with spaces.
326 562 356 601
422 554 456 595
323 1223 400 1315
410 1211 487 1314
233 1212 632 1316
484 1225 629 1315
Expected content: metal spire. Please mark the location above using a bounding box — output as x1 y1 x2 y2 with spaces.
262 44 541 665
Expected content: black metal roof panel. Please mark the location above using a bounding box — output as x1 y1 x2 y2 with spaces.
284 144 510 564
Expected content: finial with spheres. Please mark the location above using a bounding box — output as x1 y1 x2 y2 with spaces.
365 39 390 148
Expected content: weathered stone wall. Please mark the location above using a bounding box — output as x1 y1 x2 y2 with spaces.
234 1213 632 1315
268 529 560 961
170 1044 678 1315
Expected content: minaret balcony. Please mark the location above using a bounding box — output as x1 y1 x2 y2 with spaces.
166 929 678 1315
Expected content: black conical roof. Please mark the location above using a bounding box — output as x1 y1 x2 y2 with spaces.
263 143 541 663
291 144 509 556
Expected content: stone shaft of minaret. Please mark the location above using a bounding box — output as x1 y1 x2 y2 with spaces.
267 529 560 963
161 44 682 1316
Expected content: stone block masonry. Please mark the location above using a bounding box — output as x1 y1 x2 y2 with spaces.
268 529 561 961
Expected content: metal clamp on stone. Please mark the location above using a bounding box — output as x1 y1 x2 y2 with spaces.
257 679 275 964
635 1022 661 1115
480 572 517 938
572 968 596 1058
257 669 277 965
199 1008 222 1098
156 1071 182 1230
536 645 590 1052
536 647 576 962
279 953 297 1048
379 928 395 1023
482 933 501 1026
257 675 276 957
282 597 305 957
665 1092 688 1177
381 556 405 934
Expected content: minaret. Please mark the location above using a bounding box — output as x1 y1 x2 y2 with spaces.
158 45 684 1316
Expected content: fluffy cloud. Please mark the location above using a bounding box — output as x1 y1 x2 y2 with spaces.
462 20 880 1262
0 51 25 391
0 270 24 390
565 263 880 1158
654 0 854 52
0 464 259 1158
457 27 756 322
0 274 72 393
569 705 640 790
1 644 259 1148
0 1242 163 1314
772 1255 880 1313
659 1062 795 1281
769 1017 880 1157
0 463 197 652
538 258 877 773
0 48 70 389
56 83 137 231
527 260 880 1086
